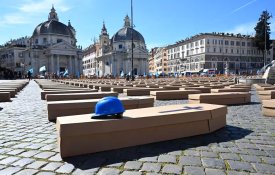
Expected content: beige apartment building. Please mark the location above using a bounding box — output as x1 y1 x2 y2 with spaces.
167 32 273 75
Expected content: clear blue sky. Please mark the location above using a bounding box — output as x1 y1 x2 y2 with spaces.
0 0 274 49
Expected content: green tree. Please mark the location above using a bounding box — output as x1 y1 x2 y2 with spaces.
254 10 272 65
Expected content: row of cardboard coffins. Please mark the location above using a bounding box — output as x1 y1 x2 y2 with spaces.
254 84 275 117
52 77 236 87
35 80 253 158
36 80 229 158
0 80 29 102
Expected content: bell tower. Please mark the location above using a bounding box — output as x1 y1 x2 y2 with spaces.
99 21 109 46
48 5 59 21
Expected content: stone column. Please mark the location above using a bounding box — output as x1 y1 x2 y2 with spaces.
51 55 54 73
57 55 60 74
74 57 78 76
69 56 72 75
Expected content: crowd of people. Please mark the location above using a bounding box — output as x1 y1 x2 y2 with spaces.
0 67 24 80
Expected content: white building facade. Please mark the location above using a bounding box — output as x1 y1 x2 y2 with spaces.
167 33 273 75
0 6 83 77
83 16 148 77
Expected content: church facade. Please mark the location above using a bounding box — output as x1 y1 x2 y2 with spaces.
83 15 148 77
0 6 82 77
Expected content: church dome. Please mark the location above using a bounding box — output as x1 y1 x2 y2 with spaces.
112 27 145 43
32 20 74 38
32 6 75 38
111 15 145 43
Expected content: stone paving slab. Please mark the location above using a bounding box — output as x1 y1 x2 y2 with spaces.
0 80 274 174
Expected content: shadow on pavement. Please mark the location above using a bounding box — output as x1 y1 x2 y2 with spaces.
64 125 253 169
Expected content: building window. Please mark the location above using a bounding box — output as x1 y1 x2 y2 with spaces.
119 44 122 49
57 39 62 43
225 40 229 45
213 48 216 52
43 38 47 44
207 39 210 44
242 42 245 46
35 39 38 44
225 49 228 53
247 42 251 47
236 41 240 46
231 49 233 53
230 41 234 46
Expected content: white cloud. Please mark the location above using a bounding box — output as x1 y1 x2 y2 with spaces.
0 0 71 27
0 13 31 26
225 22 256 35
146 42 168 50
226 18 275 37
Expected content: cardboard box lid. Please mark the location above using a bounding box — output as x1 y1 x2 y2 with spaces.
47 97 154 110
150 90 201 96
211 88 249 92
42 90 95 93
257 90 275 95
57 103 227 136
46 92 118 100
189 92 250 100
184 87 211 90
47 92 118 97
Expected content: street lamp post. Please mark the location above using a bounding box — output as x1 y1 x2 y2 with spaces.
264 14 267 66
131 0 135 81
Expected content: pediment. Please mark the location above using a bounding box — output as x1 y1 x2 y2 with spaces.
48 41 76 50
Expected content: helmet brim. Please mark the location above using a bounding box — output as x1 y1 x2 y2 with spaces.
91 113 123 119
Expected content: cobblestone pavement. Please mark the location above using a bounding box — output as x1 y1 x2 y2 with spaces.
0 80 275 175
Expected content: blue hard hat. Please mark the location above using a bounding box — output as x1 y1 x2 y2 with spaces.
92 96 125 119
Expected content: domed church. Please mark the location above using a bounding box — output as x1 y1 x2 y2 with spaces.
95 15 148 77
24 6 82 76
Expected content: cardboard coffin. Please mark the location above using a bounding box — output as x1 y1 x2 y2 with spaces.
204 85 225 89
133 84 147 87
150 90 201 100
42 88 87 91
161 86 180 90
41 89 98 100
46 92 118 101
189 92 251 105
0 92 10 102
56 103 227 158
211 88 250 93
182 87 211 93
111 87 133 93
0 85 21 92
262 100 275 117
0 88 18 93
257 87 275 91
124 88 161 96
0 89 16 97
47 97 154 121
99 86 112 92
257 90 275 100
